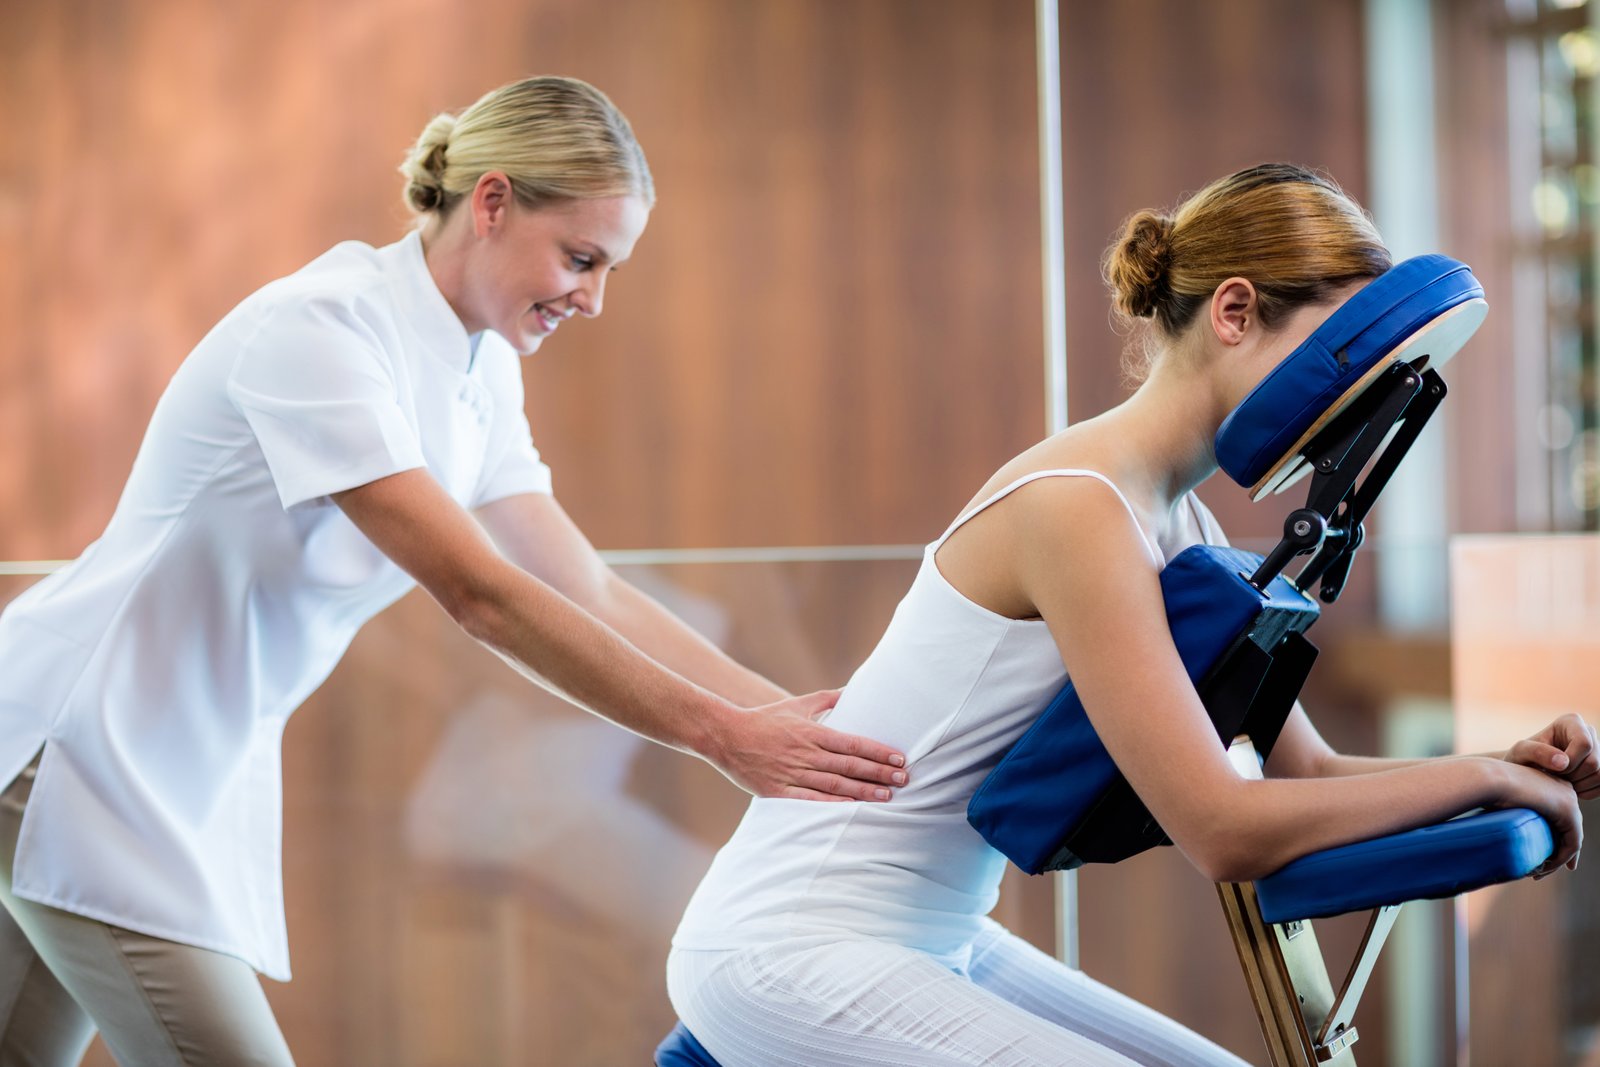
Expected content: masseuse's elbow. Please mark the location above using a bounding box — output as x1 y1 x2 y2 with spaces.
433 565 509 646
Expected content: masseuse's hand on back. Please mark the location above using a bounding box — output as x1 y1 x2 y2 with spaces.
334 468 906 802
709 689 906 802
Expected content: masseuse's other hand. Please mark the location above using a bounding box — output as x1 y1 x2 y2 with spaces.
710 690 908 802
1505 713 1599 800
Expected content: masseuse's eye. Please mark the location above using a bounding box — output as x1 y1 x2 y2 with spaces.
567 253 595 272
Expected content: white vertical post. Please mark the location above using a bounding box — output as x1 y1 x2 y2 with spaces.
1035 0 1076 971
1365 2 1446 1062
1038 0 1069 441
1367 0 1448 633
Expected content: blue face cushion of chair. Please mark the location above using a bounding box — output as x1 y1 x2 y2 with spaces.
1214 254 1485 494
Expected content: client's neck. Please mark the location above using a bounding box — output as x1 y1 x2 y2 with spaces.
1101 346 1229 512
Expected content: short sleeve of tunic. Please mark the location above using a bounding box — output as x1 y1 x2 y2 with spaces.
225 297 427 510
470 334 554 508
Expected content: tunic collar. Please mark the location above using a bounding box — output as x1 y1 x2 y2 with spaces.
385 228 475 375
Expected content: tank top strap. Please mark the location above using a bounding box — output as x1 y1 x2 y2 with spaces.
930 468 1164 567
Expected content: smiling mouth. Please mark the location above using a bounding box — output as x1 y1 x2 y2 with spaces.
533 305 563 332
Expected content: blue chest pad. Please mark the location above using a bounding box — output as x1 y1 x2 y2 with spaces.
966 545 1319 874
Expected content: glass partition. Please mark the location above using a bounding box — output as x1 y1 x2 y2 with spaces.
10 541 1491 1067
229 559 923 1066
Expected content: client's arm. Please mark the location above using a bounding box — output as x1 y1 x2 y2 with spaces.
1006 477 1582 883
1190 496 1598 809
1270 706 1597 802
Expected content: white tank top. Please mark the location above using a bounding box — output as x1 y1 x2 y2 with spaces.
673 470 1207 968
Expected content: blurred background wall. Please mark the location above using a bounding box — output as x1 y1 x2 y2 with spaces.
1 0 1593 1065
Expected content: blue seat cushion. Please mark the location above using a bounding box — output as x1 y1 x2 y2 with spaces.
1214 254 1485 496
656 1022 722 1067
968 545 1319 874
1253 808 1553 924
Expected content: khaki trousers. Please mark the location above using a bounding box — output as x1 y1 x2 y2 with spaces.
0 755 295 1067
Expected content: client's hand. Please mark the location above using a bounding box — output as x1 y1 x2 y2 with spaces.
1504 713 1599 799
709 691 908 802
1495 759 1585 878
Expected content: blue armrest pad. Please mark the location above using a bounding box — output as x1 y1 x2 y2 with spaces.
1253 808 1554 924
656 1022 722 1067
1215 254 1484 489
967 545 1318 874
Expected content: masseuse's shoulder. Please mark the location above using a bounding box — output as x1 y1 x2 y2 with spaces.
224 246 416 382
247 240 392 324
217 242 405 396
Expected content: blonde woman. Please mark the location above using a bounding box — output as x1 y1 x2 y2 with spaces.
665 165 1595 1066
0 76 905 1066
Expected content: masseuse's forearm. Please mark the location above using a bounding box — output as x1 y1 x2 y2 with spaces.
584 573 790 707
454 556 739 759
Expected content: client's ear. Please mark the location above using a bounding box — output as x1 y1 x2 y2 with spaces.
1210 278 1258 347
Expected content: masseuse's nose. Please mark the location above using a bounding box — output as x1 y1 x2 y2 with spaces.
570 272 607 318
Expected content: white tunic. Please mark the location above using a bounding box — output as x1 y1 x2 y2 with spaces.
0 230 551 980
673 470 1220 970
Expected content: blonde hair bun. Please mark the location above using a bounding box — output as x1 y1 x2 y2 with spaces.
397 76 654 218
400 113 458 213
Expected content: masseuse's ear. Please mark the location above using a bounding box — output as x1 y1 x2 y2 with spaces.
1209 277 1258 347
470 171 515 238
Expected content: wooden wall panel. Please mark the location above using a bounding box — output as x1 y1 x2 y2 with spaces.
0 0 1044 560
1060 0 1372 549
1434 0 1522 535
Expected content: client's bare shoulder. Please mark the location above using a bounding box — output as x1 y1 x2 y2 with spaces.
933 421 1151 622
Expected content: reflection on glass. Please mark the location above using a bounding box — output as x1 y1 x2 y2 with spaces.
271 557 920 1066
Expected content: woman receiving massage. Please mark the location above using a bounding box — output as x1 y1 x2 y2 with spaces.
665 164 1598 1067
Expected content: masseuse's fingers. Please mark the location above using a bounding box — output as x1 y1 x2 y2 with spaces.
726 692 907 802
792 694 908 788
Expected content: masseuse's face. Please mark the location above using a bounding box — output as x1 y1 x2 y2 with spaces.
468 177 650 356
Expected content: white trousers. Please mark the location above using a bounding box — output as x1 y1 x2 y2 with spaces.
667 920 1249 1067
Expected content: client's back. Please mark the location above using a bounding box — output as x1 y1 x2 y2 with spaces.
673 470 1185 966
